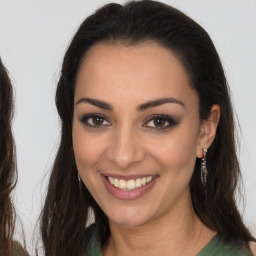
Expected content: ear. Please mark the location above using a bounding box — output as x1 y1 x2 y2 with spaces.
196 104 220 158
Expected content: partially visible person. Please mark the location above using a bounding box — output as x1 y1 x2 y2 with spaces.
0 58 28 256
250 241 256 256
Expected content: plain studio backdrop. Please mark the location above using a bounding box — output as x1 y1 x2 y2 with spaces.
0 0 255 253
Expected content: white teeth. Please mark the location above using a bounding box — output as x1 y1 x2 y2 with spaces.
119 179 126 189
135 178 142 187
146 176 153 182
127 180 135 190
107 176 154 190
114 178 119 187
109 177 114 185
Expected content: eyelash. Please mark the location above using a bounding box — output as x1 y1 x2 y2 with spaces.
143 114 178 130
79 114 178 130
79 114 111 128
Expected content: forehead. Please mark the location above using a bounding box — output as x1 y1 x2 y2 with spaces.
75 42 198 108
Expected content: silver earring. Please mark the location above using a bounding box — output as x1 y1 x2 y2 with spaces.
78 173 83 190
78 173 81 183
201 148 207 187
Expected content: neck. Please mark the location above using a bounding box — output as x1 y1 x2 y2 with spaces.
103 191 216 256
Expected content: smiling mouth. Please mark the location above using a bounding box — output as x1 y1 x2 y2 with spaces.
106 175 157 191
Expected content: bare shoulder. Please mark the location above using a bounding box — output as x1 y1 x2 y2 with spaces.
11 241 29 256
249 241 256 256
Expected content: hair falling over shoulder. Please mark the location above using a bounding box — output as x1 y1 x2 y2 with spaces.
0 58 17 256
40 1 255 255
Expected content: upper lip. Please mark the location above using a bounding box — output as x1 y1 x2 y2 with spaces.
101 173 158 181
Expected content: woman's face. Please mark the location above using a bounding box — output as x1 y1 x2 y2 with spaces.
73 42 205 227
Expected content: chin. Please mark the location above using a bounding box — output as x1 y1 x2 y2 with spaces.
107 208 152 227
110 217 147 227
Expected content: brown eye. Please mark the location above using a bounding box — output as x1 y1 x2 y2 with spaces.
143 115 178 130
80 114 111 127
153 118 166 127
92 116 104 125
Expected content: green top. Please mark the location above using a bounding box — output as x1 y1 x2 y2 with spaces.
197 235 251 256
85 224 251 256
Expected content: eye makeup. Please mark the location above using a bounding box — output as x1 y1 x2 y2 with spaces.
78 112 179 132
142 114 179 131
79 113 111 128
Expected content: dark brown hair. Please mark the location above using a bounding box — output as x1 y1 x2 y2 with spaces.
40 1 255 255
0 57 17 255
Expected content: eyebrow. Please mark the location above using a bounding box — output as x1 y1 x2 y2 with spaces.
137 98 185 111
76 97 113 111
76 97 185 111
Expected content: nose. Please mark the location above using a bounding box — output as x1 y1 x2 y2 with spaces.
107 126 146 169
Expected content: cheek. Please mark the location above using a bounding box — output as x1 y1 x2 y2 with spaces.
72 124 108 200
149 127 199 174
72 123 104 171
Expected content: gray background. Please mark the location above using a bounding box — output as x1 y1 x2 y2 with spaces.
0 0 255 253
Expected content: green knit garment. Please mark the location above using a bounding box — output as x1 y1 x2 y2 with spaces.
197 235 251 256
85 224 251 256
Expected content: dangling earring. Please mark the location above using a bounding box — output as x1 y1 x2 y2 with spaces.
78 173 83 190
201 148 207 187
78 173 81 183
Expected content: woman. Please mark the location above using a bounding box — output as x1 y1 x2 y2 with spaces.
0 58 28 256
40 1 256 255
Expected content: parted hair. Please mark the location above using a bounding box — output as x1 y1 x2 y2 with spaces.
40 1 255 255
0 58 16 256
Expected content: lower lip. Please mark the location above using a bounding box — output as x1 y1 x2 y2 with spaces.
102 175 158 200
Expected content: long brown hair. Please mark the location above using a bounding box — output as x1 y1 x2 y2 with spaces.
0 57 17 255
40 1 255 255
